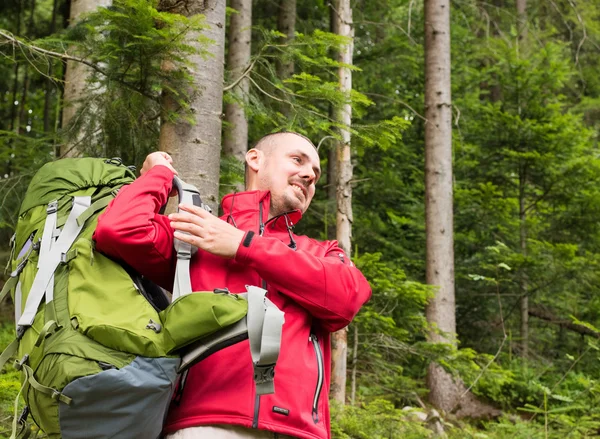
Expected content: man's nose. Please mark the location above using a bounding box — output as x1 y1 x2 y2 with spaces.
300 166 316 183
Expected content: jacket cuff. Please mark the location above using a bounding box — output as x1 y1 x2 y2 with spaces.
235 231 256 264
146 164 176 181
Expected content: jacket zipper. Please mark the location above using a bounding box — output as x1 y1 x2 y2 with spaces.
172 369 189 406
253 203 266 429
310 333 324 424
258 201 265 236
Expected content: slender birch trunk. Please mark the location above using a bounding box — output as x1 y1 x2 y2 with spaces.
158 0 226 212
330 0 354 406
223 0 252 176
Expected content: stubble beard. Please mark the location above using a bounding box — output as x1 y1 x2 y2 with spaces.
270 191 304 217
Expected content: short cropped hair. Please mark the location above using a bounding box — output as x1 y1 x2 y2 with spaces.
244 132 317 186
253 131 316 152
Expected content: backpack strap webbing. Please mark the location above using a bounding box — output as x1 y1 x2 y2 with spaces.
0 275 18 304
18 196 91 328
247 286 285 395
172 177 204 300
75 192 117 227
38 200 57 307
16 362 72 405
0 339 18 370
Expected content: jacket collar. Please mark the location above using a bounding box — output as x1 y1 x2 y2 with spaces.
221 190 303 232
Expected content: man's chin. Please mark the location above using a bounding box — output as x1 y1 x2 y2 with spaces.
275 196 304 214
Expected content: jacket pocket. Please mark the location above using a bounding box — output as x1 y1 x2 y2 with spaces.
309 333 324 424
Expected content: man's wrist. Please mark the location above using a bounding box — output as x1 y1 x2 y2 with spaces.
235 231 257 263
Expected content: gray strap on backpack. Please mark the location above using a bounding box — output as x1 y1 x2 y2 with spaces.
14 282 22 324
247 285 285 395
172 177 207 300
18 196 91 328
38 201 58 305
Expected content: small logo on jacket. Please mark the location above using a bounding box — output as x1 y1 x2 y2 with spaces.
272 406 290 416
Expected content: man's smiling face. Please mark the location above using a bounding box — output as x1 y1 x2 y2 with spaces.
252 133 321 218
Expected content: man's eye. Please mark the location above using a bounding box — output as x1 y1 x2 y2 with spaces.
292 157 301 163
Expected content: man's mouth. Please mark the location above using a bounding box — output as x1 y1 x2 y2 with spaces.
290 183 307 199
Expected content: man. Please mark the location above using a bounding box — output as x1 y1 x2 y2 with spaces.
93 132 371 439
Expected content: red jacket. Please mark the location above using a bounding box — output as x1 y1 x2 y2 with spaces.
93 165 371 439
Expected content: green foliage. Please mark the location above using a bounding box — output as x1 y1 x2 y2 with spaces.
331 400 433 439
47 0 209 161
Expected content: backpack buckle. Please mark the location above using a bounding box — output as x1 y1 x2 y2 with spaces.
104 158 122 166
14 354 29 371
16 325 26 340
146 319 162 333
46 200 58 214
17 405 29 425
253 364 275 385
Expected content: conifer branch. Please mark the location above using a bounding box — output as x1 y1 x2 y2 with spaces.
0 30 159 102
223 57 257 92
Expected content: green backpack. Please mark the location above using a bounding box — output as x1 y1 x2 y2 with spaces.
0 158 284 439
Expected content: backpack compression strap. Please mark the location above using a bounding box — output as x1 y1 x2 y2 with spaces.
17 196 91 330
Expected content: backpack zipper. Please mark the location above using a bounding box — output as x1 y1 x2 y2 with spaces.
309 333 324 424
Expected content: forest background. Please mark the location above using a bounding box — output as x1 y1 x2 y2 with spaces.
1 0 600 438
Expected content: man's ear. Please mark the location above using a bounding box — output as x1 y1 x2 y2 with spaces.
246 148 261 173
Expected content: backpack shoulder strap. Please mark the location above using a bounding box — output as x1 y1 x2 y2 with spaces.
247 286 285 395
171 177 207 300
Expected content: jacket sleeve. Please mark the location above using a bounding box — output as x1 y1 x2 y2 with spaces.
234 233 372 332
93 165 176 290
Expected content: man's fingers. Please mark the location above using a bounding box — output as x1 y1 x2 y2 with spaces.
168 210 205 225
178 203 210 217
173 231 196 246
169 218 204 235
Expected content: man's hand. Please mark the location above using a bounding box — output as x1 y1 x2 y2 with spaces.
140 152 178 177
169 204 245 259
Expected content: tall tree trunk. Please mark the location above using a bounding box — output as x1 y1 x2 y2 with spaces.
516 0 527 40
350 324 358 406
17 0 37 135
326 4 338 241
276 0 295 116
60 0 112 157
516 0 528 359
9 0 22 134
158 0 226 212
223 0 251 186
330 0 353 407
519 166 528 358
276 0 296 80
44 0 60 134
424 0 458 412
